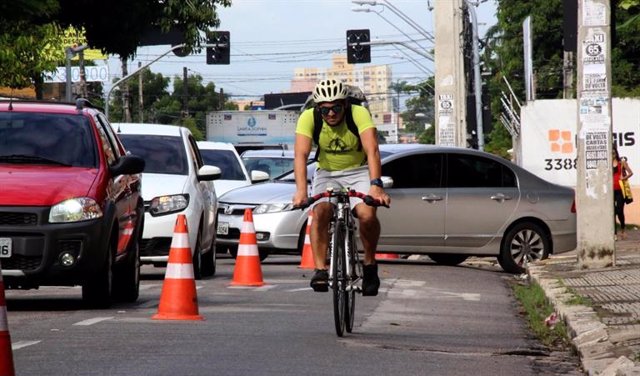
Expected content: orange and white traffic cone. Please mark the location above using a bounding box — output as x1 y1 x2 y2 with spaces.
231 209 264 286
0 268 15 376
298 211 315 269
152 215 203 321
117 219 135 253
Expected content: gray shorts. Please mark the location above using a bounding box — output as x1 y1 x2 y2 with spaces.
311 165 370 207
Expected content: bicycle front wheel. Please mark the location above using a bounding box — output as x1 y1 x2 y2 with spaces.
331 220 347 337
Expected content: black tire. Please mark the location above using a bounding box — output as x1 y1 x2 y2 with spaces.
83 237 114 308
427 254 469 266
193 230 203 281
296 221 307 256
332 221 346 337
113 230 141 302
345 231 357 333
201 240 216 277
498 222 550 274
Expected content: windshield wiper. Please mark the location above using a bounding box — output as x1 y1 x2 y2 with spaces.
0 154 71 166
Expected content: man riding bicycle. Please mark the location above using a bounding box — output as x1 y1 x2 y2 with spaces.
292 79 390 296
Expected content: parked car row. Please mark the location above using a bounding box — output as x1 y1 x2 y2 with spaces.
216 144 577 274
0 99 578 310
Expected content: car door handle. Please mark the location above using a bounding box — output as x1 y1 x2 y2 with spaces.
422 195 443 203
490 193 512 202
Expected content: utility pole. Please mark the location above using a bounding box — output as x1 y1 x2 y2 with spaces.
138 61 144 123
576 0 614 268
182 67 188 120
434 0 467 147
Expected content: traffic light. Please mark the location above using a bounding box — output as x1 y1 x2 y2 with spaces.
206 31 230 65
346 29 371 64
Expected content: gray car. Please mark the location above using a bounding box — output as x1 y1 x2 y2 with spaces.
216 144 577 273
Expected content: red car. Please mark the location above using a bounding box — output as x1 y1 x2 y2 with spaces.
0 99 145 307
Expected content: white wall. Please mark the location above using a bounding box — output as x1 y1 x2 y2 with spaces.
520 98 640 225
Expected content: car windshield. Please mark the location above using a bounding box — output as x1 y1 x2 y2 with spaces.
119 134 188 175
242 156 295 177
200 149 246 180
0 112 97 168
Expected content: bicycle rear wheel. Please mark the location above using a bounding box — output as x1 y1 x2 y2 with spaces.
331 221 347 337
345 230 357 333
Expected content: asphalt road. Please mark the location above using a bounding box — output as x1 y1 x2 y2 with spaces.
5 255 583 376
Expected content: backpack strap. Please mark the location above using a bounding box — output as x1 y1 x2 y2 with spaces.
312 105 362 161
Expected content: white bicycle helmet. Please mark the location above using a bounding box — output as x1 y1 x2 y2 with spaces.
313 79 348 103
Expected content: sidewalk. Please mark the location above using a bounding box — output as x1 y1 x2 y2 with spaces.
528 228 640 376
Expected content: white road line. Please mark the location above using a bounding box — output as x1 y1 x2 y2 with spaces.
73 317 114 326
254 285 277 291
287 287 312 292
12 340 41 350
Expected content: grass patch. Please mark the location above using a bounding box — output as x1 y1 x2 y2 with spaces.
511 280 572 349
556 281 593 306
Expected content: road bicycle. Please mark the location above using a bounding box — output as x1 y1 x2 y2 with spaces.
300 187 386 337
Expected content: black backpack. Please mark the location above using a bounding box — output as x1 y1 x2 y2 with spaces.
312 103 363 161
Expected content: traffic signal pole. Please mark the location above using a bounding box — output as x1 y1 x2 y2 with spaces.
575 0 615 268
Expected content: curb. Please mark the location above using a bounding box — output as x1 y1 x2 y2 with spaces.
528 262 640 376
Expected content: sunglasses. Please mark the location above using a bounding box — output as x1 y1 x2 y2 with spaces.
318 104 344 116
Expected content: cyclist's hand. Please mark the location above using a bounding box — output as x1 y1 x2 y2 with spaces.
368 185 391 207
292 190 308 208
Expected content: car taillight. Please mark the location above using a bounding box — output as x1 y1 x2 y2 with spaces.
571 199 576 213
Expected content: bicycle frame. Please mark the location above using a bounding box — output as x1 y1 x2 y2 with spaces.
297 187 385 336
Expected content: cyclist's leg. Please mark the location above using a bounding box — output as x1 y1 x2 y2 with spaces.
353 204 380 265
311 202 333 269
353 203 381 296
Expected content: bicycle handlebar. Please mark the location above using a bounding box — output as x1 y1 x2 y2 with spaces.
294 189 389 209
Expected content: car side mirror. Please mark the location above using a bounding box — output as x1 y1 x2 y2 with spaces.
110 154 145 176
381 176 394 189
251 170 270 183
198 165 222 181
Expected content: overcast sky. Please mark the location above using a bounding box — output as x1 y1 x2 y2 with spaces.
107 0 498 100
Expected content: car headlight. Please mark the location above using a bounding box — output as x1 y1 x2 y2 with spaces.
49 197 103 223
149 194 189 216
253 203 293 214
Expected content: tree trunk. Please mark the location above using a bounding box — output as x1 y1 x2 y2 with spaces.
33 75 44 100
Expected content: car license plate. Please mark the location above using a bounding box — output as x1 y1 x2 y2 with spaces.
0 238 11 258
217 222 229 235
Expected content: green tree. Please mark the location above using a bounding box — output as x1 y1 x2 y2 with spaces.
400 78 435 144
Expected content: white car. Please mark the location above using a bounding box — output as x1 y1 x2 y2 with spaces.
197 141 269 196
115 123 221 279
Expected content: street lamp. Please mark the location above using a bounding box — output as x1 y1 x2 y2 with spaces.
352 0 434 43
352 7 434 72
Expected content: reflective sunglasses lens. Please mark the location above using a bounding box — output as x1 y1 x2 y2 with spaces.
319 104 343 116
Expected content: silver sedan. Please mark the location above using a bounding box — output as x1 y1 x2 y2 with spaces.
216 144 577 273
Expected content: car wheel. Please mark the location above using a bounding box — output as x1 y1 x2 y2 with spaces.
228 246 238 259
193 229 203 280
427 254 469 266
498 222 550 274
201 240 216 277
296 221 307 256
83 236 115 308
113 225 141 302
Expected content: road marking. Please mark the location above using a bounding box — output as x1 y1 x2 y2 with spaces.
254 285 277 291
12 340 41 350
73 317 113 326
287 287 312 292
